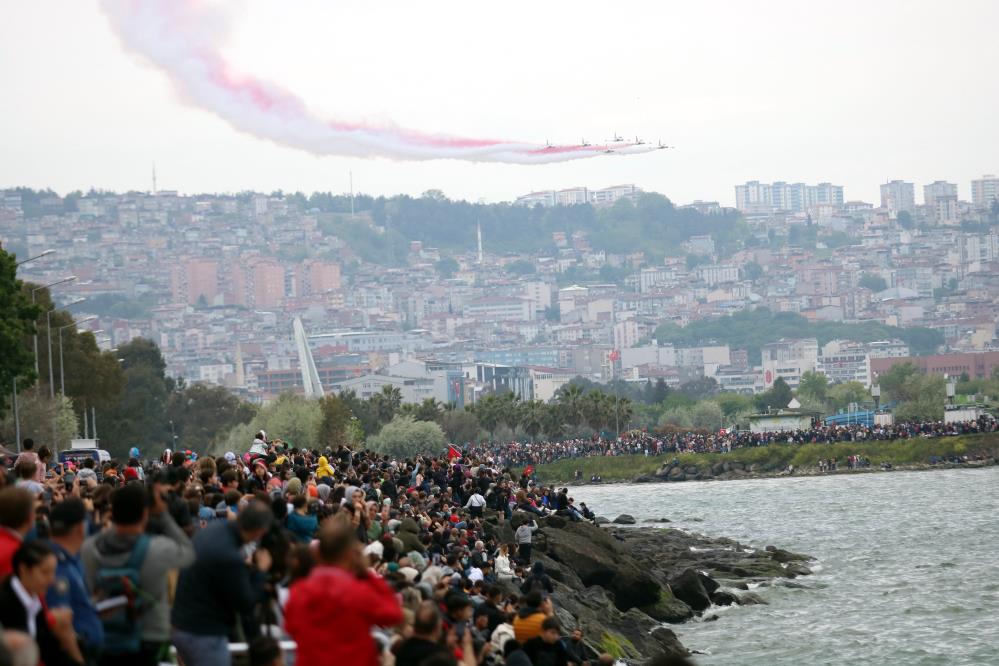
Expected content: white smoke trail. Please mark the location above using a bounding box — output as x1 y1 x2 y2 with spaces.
100 0 658 163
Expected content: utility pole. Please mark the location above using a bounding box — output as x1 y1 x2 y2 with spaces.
12 378 20 450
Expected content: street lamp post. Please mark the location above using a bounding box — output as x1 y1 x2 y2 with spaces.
47 298 85 398
15 249 54 266
31 276 76 378
13 251 56 444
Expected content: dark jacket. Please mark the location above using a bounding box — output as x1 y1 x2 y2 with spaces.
396 517 424 554
521 562 554 594
0 577 81 666
170 521 268 639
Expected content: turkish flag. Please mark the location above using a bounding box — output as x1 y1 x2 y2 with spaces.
447 445 462 460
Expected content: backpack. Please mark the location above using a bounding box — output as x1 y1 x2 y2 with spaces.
93 535 151 655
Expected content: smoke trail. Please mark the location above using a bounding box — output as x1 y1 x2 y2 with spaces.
100 0 658 163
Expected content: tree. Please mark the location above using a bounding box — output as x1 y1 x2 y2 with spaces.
367 415 446 458
757 377 793 411
0 248 40 417
580 391 609 433
690 401 724 430
518 400 547 441
318 394 353 447
0 392 78 452
218 392 322 454
858 274 887 292
896 210 914 229
678 377 718 400
468 394 502 441
797 371 829 404
440 410 479 444
165 382 256 452
828 381 870 411
877 363 945 421
369 385 402 427
505 260 536 276
743 261 763 281
555 384 585 427
714 393 755 418
401 398 445 423
100 339 174 458
435 257 459 279
541 403 568 440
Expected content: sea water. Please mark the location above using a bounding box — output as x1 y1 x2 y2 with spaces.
573 467 999 665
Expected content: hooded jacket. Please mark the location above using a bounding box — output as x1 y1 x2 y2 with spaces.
284 566 403 666
316 456 335 479
396 517 425 554
81 513 195 642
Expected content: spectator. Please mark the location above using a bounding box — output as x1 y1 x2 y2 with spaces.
515 518 538 564
522 616 572 666
0 540 85 665
170 501 275 666
513 591 551 643
284 519 403 666
394 601 452 666
47 498 104 661
13 439 39 480
14 460 43 496
82 482 195 666
0 487 35 578
284 494 317 544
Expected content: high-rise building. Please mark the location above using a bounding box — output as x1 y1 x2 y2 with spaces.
735 181 843 213
971 174 999 209
171 258 219 305
249 258 285 308
923 180 958 206
880 180 916 214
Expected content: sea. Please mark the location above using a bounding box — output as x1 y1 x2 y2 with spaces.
573 466 999 666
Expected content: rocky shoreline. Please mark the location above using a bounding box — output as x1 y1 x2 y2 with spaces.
630 457 997 485
482 512 814 663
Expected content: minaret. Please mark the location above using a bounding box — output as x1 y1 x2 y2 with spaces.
152 162 157 195
234 342 245 388
476 220 484 264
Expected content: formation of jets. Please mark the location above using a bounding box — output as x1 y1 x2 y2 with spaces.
540 134 673 152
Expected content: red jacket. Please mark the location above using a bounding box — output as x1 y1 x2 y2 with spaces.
284 566 403 666
0 529 22 580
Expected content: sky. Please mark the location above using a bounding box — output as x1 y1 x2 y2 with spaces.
1 0 997 206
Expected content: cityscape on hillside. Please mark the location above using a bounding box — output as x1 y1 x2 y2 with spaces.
2 173 999 409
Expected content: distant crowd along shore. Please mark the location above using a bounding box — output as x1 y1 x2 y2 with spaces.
465 417 999 468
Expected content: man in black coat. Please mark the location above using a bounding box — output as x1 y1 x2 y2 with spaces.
170 501 274 666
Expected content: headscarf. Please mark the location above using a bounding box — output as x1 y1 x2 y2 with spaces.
286 477 303 496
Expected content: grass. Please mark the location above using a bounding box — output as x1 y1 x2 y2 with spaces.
598 631 639 660
534 433 999 484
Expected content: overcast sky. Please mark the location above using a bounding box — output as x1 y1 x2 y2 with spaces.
2 0 997 206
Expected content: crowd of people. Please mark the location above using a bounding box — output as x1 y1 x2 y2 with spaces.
0 413 993 666
0 432 656 666
470 416 998 467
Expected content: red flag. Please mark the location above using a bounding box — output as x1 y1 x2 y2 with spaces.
447 445 461 460
524 465 535 477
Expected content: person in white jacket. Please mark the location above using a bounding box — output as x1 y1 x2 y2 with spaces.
494 543 516 581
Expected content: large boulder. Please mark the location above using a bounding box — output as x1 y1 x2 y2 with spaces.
669 568 712 612
543 521 661 611
698 572 720 595
736 592 768 606
667 466 685 481
613 514 637 525
710 590 739 606
640 590 694 623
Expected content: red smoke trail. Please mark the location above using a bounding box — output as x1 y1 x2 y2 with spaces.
101 1 657 163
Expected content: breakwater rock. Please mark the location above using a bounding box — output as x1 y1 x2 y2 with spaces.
482 512 813 663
